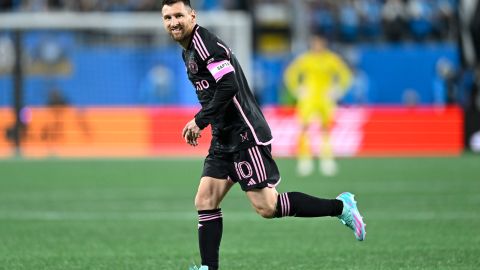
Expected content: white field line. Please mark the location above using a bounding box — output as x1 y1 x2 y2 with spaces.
0 210 478 221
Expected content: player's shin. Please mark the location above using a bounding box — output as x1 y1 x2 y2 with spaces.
198 209 223 270
274 192 343 218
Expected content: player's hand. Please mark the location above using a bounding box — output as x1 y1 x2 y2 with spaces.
182 119 202 147
329 85 343 101
298 86 307 99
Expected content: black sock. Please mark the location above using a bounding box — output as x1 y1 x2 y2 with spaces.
198 209 222 270
275 192 343 218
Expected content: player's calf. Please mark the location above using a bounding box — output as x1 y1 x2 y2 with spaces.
251 202 277 218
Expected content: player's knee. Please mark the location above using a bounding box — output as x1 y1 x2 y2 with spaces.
253 204 276 219
194 194 216 210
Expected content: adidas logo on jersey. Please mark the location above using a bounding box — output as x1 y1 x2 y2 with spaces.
247 179 256 186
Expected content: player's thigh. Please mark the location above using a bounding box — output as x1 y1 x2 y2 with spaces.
245 187 279 218
319 103 336 128
195 176 235 210
297 103 316 125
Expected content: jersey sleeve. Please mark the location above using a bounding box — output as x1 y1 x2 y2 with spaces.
284 55 305 96
205 40 235 82
193 31 239 129
330 53 353 92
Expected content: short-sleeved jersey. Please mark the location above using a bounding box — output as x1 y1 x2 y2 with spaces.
182 25 273 153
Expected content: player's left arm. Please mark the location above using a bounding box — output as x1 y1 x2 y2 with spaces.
194 42 238 130
331 54 353 99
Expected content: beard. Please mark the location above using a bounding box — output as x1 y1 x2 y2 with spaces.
170 29 191 46
170 32 186 43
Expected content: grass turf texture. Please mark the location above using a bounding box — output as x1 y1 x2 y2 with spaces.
0 155 479 269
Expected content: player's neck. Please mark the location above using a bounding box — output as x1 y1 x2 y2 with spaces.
180 38 190 49
180 25 196 49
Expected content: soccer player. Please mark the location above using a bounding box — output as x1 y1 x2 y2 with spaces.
160 1 365 269
284 32 353 177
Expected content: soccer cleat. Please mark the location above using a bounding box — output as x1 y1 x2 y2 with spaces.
320 158 338 177
336 192 366 241
189 265 208 270
297 158 314 177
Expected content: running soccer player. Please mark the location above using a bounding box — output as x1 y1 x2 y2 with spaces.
284 32 353 177
160 1 365 269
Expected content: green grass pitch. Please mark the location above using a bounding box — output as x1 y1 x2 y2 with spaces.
1 155 479 269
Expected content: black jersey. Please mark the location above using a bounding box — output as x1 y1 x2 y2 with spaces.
182 25 273 153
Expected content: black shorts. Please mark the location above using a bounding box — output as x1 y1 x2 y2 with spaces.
202 145 281 191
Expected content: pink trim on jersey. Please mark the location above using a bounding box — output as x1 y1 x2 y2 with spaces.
194 31 210 58
193 38 207 60
254 146 267 181
233 96 274 146
217 42 230 57
207 60 235 82
268 177 281 188
248 148 263 183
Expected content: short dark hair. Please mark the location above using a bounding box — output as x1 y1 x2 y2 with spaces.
161 0 191 8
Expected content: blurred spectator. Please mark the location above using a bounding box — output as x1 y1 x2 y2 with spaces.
41 87 68 146
338 0 360 43
76 0 102 12
220 0 252 11
433 0 457 40
355 0 383 41
134 0 161 11
20 0 48 11
381 0 408 42
0 0 15 11
432 57 458 105
195 0 221 10
105 0 135 12
310 1 337 39
406 0 435 41
402 88 420 106
0 36 15 74
1 0 459 44
139 64 176 104
34 35 67 66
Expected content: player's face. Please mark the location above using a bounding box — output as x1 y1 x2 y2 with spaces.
162 2 196 48
310 36 327 52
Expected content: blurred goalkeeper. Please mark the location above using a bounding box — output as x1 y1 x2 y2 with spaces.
161 1 365 270
284 32 353 177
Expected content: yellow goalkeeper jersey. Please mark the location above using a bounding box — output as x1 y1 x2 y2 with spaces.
284 50 352 106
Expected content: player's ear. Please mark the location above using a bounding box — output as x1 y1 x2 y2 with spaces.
190 8 196 21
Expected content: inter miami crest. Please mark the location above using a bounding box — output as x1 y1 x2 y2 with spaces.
187 51 198 74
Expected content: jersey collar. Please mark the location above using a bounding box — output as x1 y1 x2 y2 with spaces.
185 24 200 51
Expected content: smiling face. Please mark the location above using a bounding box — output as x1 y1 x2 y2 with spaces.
162 2 196 48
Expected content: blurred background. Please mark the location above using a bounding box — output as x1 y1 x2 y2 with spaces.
1 2 480 269
0 0 479 158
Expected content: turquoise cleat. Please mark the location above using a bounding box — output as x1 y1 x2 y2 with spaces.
189 265 208 270
336 192 366 241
